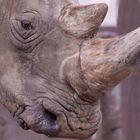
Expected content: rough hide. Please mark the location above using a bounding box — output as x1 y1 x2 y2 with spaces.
0 0 139 139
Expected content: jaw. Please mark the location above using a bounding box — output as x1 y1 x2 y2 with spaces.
43 99 101 139
15 89 101 139
56 101 101 139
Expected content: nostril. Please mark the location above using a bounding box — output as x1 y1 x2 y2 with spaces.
44 109 57 124
19 105 60 137
42 109 60 137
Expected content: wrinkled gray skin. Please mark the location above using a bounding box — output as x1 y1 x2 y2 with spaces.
0 0 101 138
0 0 140 139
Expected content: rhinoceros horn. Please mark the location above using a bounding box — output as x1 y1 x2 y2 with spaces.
79 28 140 100
59 3 140 102
59 3 108 38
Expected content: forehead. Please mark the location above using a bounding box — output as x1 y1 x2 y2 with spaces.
5 0 55 21
13 0 49 12
0 0 78 16
0 0 79 23
9 0 80 22
13 0 78 10
10 0 74 17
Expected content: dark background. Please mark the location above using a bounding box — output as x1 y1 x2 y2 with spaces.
118 0 140 140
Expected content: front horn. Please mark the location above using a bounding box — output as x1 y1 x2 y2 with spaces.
79 27 140 100
64 28 140 102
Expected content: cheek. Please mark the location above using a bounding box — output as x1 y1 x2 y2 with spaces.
0 68 22 96
0 50 22 96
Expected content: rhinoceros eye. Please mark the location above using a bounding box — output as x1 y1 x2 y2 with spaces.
21 20 33 30
10 11 43 53
18 13 36 31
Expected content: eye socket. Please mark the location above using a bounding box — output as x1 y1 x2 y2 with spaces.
10 11 43 53
21 20 33 30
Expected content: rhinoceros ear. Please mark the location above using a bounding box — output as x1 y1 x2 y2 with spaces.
59 3 108 38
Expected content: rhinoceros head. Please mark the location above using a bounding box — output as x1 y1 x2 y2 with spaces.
0 0 140 139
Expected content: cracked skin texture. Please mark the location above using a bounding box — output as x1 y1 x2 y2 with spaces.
0 0 140 139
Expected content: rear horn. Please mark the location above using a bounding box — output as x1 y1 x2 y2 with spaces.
59 3 108 38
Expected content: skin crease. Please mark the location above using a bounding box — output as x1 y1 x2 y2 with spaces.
0 0 140 139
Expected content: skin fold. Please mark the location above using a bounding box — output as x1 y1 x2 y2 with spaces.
0 0 140 139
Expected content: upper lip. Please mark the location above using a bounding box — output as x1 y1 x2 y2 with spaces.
18 105 60 137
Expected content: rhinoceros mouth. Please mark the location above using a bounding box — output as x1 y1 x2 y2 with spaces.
17 105 60 137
